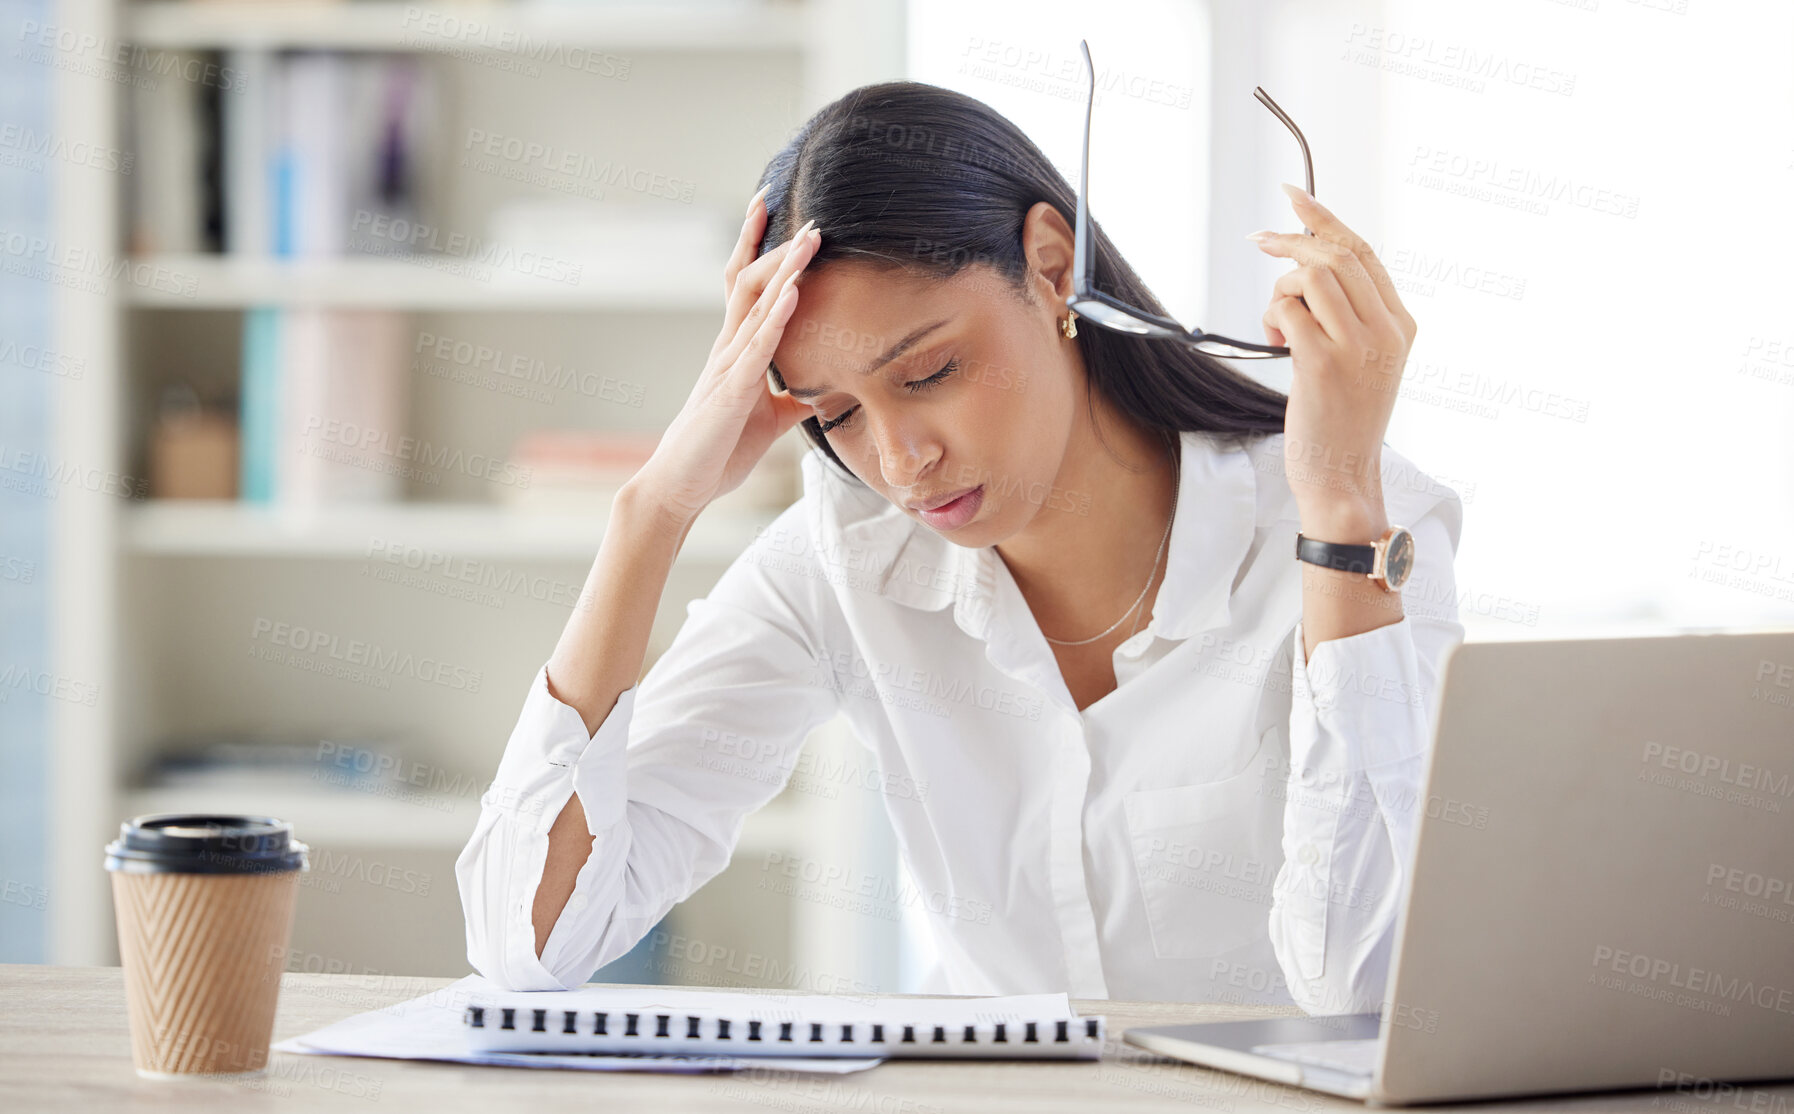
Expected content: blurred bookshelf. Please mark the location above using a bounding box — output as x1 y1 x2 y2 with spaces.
50 0 910 989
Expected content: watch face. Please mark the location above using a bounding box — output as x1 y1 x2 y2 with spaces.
1384 528 1416 589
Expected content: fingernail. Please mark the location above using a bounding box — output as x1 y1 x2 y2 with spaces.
1281 182 1313 203
746 185 768 216
1245 230 1277 243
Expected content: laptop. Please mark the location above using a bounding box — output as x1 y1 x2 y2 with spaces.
1125 628 1794 1105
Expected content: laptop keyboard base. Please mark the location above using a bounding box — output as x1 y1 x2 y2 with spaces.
1249 1038 1379 1077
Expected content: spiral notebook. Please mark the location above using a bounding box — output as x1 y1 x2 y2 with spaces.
275 975 884 1074
461 982 1106 1061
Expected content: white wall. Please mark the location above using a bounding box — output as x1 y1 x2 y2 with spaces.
914 0 1794 638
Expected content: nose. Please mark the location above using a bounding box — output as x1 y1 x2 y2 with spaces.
869 410 940 489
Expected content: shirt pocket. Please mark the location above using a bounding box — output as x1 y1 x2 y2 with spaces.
1122 725 1288 959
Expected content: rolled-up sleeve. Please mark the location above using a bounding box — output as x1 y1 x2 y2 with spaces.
455 502 844 990
1267 484 1467 1016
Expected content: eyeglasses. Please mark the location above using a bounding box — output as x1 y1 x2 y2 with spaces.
1068 38 1314 359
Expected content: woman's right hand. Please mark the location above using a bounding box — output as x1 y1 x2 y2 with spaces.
631 189 821 527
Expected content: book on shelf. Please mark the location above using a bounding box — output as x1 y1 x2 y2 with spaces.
132 48 437 261
127 48 204 255
141 731 406 794
205 52 430 506
240 306 410 506
499 429 800 516
238 305 282 502
222 47 274 258
135 727 478 813
129 42 729 274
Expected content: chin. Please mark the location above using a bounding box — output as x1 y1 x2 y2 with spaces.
937 498 1019 548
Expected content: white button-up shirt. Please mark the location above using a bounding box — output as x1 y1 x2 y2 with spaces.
456 429 1467 1013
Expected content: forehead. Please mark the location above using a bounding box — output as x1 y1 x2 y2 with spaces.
773 262 1000 390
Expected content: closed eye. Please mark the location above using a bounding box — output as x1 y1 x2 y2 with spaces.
816 359 958 434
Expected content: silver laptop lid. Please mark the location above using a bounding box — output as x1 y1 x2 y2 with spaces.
1376 629 1794 1104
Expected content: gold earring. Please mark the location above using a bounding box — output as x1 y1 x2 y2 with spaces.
1060 310 1078 339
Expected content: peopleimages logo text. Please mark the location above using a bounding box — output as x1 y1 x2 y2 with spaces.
1641 741 1793 796
250 618 482 692
1592 945 1794 1014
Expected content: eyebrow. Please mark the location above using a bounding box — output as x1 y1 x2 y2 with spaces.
778 318 952 400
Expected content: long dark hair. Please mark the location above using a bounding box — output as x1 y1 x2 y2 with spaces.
756 80 1288 485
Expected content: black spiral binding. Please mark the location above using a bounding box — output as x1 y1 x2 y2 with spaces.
466 1006 1099 1052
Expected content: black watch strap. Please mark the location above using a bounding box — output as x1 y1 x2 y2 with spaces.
1294 533 1376 575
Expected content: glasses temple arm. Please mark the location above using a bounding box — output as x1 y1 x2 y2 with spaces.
1253 87 1316 236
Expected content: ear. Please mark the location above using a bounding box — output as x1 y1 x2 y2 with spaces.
1019 200 1077 311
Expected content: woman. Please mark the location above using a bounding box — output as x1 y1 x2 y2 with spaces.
455 82 1464 1012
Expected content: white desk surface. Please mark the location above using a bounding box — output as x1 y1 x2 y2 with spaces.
4 964 1789 1112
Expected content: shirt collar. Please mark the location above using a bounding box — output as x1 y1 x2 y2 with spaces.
800 428 1259 649
799 429 1457 717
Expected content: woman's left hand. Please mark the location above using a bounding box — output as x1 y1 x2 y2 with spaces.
1251 183 1417 536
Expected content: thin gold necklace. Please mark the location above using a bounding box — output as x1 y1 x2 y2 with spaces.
1041 450 1180 647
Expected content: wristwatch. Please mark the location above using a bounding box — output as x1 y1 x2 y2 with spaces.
1295 525 1416 593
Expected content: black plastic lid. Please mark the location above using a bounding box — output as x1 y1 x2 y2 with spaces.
104 813 309 875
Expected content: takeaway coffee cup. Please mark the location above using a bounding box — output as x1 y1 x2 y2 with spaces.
104 814 309 1078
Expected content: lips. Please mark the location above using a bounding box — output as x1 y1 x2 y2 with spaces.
905 486 980 512
909 485 984 530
